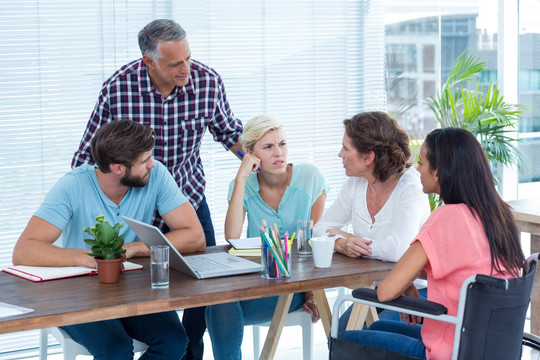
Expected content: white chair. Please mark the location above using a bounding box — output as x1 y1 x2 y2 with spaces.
252 309 313 360
39 327 148 360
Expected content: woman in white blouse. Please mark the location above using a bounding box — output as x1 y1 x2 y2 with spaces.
313 111 430 263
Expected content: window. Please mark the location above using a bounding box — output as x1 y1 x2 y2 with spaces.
519 0 540 192
0 0 385 355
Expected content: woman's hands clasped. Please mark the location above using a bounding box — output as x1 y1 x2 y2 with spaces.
326 229 373 258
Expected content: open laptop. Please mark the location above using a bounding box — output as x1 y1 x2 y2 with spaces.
122 216 260 279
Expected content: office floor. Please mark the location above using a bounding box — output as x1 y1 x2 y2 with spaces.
18 287 540 360
21 289 340 360
20 313 330 360
21 324 540 360
29 325 330 360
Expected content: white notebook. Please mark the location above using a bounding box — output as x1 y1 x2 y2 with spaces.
2 261 143 282
226 237 262 250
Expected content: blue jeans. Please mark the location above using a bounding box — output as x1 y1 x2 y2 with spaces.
337 287 428 334
182 196 216 360
205 293 305 360
60 311 187 360
338 320 426 359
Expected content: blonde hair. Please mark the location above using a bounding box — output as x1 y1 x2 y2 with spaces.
240 115 284 152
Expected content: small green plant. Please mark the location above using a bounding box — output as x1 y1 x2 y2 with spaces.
83 215 126 260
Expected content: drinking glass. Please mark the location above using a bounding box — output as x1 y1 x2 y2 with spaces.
150 245 169 289
297 219 313 257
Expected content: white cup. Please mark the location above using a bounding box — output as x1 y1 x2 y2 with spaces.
310 236 336 268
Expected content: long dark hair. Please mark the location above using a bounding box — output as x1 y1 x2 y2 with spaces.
424 127 524 277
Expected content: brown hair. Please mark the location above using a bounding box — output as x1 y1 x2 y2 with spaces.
343 111 411 182
91 119 156 173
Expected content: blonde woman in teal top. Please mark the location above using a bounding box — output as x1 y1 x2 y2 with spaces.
227 162 328 237
206 115 329 360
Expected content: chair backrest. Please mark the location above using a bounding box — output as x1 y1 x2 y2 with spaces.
456 259 537 360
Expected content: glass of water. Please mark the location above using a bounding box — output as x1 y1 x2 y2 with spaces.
297 219 313 257
150 245 169 289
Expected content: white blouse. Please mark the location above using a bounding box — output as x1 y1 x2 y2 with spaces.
313 167 430 262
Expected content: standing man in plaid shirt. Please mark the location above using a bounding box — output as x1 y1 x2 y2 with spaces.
72 19 243 360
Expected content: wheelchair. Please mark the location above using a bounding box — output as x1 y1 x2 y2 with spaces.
329 253 540 360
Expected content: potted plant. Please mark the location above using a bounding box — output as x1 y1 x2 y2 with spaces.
421 50 527 210
83 215 126 283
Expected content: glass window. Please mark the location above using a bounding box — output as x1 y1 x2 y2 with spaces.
384 4 439 137
423 45 436 73
518 0 540 191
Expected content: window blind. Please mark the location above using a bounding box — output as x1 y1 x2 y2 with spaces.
0 1 170 355
0 0 385 355
178 0 386 238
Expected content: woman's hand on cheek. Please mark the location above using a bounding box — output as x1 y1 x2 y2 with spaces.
236 154 261 180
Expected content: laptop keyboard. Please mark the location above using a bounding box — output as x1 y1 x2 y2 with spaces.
185 256 227 272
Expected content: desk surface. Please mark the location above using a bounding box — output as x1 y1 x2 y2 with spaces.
0 246 394 335
508 198 540 224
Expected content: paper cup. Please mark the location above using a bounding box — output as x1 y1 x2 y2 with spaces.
310 236 336 268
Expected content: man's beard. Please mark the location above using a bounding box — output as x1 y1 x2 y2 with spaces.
120 167 150 188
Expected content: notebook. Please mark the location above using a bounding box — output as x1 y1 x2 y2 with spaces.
226 237 262 250
122 216 261 279
2 262 143 282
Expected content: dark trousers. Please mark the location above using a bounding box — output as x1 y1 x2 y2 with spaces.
61 311 187 360
182 196 216 360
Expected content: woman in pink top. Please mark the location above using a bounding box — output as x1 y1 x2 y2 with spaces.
338 127 524 359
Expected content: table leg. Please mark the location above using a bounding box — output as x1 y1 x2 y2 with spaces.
345 303 379 330
531 234 540 335
313 289 331 337
346 283 379 330
260 293 294 360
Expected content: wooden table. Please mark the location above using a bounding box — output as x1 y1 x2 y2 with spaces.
508 198 540 335
0 246 393 358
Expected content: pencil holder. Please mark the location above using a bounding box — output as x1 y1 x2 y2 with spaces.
261 241 291 279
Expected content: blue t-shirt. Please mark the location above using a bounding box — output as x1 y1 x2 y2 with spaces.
34 161 187 249
228 163 329 238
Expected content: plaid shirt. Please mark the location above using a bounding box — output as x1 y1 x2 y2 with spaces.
72 58 243 209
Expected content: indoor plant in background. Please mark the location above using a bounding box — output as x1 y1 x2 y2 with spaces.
83 215 126 283
423 50 527 210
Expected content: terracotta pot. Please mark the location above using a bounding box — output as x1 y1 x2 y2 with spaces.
95 258 123 283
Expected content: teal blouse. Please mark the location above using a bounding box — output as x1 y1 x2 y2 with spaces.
228 163 329 238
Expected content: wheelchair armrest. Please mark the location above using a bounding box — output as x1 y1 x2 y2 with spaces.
351 288 448 316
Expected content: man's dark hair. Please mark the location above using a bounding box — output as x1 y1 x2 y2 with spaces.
91 119 155 173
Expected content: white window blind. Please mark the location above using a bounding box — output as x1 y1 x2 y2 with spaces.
178 0 386 238
0 0 385 355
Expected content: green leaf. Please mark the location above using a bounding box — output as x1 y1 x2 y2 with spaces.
83 239 98 247
102 248 115 260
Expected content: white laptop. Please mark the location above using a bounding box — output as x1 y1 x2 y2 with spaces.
122 216 261 279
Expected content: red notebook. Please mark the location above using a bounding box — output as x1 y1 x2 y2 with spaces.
2 261 143 282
